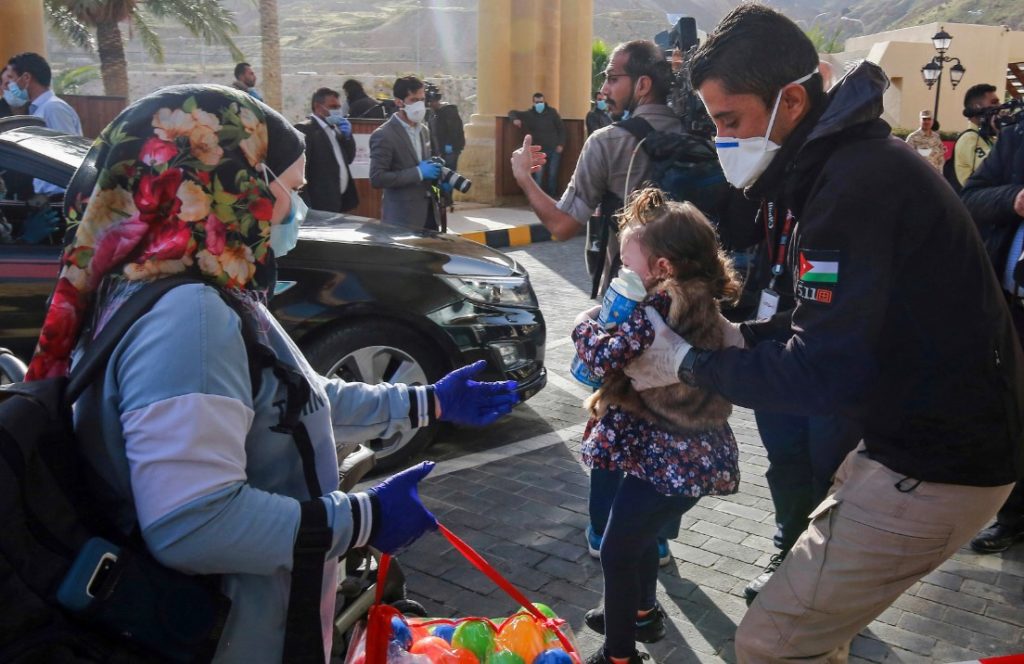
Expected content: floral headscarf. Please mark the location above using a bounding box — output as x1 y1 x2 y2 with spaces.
25 84 304 381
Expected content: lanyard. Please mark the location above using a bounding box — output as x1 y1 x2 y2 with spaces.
761 202 796 290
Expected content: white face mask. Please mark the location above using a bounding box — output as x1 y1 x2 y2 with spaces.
403 100 426 124
713 70 817 189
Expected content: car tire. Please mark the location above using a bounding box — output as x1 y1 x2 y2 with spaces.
302 320 448 472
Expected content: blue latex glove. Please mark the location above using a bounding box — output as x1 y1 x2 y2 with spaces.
366 461 438 554
433 360 519 426
440 182 454 194
417 160 442 180
335 117 352 137
444 144 454 155
21 208 60 244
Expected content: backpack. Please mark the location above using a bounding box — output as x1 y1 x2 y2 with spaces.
0 277 331 663
589 116 729 297
618 117 730 222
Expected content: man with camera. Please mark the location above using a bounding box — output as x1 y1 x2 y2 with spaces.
961 100 1024 554
954 83 1002 187
369 76 444 230
294 87 359 214
426 83 465 210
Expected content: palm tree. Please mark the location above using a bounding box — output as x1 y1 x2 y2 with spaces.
46 0 244 100
258 0 281 109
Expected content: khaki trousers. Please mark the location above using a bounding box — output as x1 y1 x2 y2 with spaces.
735 443 1013 663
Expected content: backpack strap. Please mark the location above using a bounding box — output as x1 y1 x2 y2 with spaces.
615 116 655 140
67 276 330 663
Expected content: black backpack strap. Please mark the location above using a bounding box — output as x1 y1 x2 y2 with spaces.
615 116 655 141
66 277 331 662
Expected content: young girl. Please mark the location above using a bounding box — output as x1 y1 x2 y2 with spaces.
572 187 741 664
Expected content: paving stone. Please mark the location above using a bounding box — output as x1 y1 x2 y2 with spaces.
891 594 946 621
929 642 989 663
875 606 902 626
667 540 723 568
540 578 603 608
942 605 1023 643
724 515 779 540
850 635 891 663
710 500 772 524
920 569 964 591
691 520 749 545
961 578 1023 606
528 533 588 562
535 554 600 585
861 624 935 657
985 601 1024 628
916 582 988 614
897 613 975 650
700 538 764 565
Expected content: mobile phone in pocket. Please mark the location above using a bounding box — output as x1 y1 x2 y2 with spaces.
56 537 121 612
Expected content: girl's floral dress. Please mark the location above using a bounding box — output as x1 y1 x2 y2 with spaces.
572 290 740 497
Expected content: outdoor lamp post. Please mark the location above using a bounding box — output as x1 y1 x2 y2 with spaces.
920 27 966 124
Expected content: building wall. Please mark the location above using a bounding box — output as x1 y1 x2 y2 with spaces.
834 22 1024 133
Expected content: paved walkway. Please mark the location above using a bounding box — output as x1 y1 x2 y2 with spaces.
379 222 1024 662
394 406 1024 662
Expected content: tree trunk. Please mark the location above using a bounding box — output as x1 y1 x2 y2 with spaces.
259 0 282 110
96 19 129 99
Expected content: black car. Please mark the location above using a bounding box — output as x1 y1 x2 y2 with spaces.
0 119 546 469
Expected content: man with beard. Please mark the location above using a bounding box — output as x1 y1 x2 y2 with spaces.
621 5 1023 660
510 38 688 590
511 39 680 295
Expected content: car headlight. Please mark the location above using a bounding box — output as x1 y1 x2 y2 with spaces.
440 275 536 306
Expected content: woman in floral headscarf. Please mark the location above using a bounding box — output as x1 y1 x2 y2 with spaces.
27 85 518 662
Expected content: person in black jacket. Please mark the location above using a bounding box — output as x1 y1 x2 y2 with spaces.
510 92 566 196
621 6 1024 661
961 114 1024 554
586 91 612 135
342 79 385 120
294 87 359 213
426 83 465 210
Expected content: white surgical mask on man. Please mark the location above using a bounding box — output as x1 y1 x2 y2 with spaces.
713 70 817 189
403 100 426 124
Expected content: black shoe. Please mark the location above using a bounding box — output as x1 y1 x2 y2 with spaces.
970 523 1024 554
584 603 666 643
584 649 651 664
744 552 786 605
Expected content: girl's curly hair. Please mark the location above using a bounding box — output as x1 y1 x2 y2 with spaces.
617 186 741 303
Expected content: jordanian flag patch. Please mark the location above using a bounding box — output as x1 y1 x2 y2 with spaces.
798 250 839 284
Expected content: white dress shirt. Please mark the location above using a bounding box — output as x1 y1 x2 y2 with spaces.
30 89 82 195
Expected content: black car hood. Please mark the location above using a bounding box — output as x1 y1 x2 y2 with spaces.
296 211 522 277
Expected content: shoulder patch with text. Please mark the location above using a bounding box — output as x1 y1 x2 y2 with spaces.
796 250 839 304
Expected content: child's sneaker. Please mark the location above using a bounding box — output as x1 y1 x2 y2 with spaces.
584 649 651 664
586 525 602 558
584 603 666 643
657 538 671 566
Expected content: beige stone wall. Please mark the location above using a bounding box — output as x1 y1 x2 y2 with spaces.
836 22 1024 133
0 0 46 64
460 0 593 204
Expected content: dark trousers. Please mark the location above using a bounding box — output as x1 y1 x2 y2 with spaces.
753 411 861 552
589 468 681 540
532 150 561 197
994 299 1024 528
601 474 699 658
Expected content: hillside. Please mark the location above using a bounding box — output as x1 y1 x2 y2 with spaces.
43 0 1023 120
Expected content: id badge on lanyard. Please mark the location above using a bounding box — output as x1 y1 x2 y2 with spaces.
756 204 795 321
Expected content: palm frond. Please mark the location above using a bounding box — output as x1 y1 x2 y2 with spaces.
44 1 97 52
142 0 244 61
129 8 166 63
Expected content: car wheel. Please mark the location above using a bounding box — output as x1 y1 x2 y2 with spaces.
302 320 448 472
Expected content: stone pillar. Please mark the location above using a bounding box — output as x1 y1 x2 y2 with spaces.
459 0 513 203
558 0 593 119
460 0 592 204
0 0 46 64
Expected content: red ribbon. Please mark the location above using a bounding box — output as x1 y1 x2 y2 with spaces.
364 523 578 663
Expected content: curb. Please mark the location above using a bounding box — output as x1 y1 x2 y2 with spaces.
456 223 552 249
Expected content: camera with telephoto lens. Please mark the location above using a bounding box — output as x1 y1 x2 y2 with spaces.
964 98 1024 140
428 156 472 193
655 17 716 137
